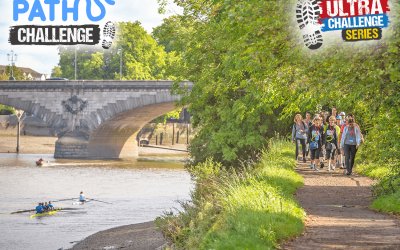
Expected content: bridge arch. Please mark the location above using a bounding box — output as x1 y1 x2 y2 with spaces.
0 80 192 159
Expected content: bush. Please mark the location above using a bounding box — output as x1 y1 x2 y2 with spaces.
0 105 15 115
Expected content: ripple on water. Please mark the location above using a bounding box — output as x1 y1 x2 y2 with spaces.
0 153 193 250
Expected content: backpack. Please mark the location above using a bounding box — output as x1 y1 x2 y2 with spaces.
310 141 318 150
309 126 320 150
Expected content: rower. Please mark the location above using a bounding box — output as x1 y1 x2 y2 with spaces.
79 191 86 202
35 202 44 214
48 201 54 210
44 202 49 211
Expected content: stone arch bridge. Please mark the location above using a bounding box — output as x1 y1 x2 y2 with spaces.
0 80 192 159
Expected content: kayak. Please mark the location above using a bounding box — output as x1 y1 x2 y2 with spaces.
30 210 58 219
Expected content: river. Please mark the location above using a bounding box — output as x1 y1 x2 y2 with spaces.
0 153 192 250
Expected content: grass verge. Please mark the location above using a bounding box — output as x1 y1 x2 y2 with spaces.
156 138 305 249
357 163 400 214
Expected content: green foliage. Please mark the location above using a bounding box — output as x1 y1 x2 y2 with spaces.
156 139 305 249
152 16 191 53
118 22 167 80
56 22 177 80
0 72 9 80
154 0 400 178
370 191 400 214
356 162 400 215
357 163 391 180
0 104 15 115
1 66 25 80
57 45 100 80
157 1 294 166
151 109 182 124
51 66 62 78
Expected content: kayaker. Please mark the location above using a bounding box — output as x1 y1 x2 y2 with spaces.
36 158 44 166
79 191 86 202
35 203 44 214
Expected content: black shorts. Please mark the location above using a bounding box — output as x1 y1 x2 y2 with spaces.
310 148 320 160
326 149 337 160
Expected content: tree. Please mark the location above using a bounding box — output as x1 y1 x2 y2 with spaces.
3 65 24 80
51 66 62 78
57 45 100 80
152 16 191 53
80 52 106 80
55 22 176 80
0 72 9 80
154 1 296 166
154 0 399 169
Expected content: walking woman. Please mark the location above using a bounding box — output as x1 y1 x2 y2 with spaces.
304 111 312 159
325 116 340 171
308 116 325 170
292 114 308 162
340 117 362 175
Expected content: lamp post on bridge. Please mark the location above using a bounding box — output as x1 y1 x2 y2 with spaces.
118 48 122 80
7 50 17 80
74 46 77 80
15 110 24 153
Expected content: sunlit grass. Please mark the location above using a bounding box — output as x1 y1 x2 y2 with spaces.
156 138 305 249
371 191 400 214
356 163 400 215
356 163 391 179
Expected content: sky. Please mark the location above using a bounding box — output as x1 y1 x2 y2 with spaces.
0 0 181 76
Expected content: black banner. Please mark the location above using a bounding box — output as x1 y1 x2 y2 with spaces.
9 25 100 45
342 28 382 42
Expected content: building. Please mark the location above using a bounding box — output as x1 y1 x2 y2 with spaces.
0 65 45 80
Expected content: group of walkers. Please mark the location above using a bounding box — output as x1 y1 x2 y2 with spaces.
292 107 363 175
35 201 54 214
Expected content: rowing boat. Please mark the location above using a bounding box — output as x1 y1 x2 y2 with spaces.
72 199 91 205
12 207 79 215
30 210 58 219
72 201 85 205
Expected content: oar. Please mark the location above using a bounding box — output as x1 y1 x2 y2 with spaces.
11 209 35 214
52 198 77 202
87 198 112 204
11 207 81 214
56 207 82 211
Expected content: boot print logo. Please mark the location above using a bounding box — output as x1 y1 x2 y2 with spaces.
102 21 116 49
296 0 323 50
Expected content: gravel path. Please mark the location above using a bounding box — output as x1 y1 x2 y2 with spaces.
283 162 400 249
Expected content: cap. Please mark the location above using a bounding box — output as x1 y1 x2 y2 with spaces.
339 112 345 116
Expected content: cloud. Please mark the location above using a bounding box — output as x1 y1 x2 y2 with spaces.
0 0 181 76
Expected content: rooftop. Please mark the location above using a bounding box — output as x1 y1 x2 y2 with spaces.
0 65 44 79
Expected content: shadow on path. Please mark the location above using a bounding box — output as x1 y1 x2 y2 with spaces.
282 162 400 249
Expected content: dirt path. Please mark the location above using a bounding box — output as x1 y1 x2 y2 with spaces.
283 162 400 249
